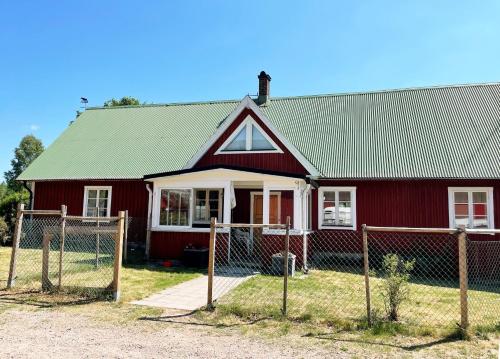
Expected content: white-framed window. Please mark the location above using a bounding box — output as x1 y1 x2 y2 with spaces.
159 189 191 227
215 116 283 154
83 186 112 217
193 189 223 223
318 187 356 230
448 187 494 229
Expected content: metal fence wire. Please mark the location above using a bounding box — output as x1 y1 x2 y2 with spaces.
8 207 125 299
208 222 500 332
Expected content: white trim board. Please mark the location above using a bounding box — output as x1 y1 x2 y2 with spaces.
183 96 320 176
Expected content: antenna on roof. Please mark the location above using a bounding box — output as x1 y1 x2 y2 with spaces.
80 97 88 109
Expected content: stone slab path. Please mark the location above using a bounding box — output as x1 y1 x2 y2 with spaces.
132 270 253 310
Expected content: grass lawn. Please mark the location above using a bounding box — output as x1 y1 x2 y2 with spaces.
204 269 500 337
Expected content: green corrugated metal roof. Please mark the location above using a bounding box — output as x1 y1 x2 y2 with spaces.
19 83 500 180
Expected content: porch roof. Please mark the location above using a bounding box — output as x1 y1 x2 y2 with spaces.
143 165 308 181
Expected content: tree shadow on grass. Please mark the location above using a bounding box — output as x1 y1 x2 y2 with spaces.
0 289 104 308
303 330 463 352
138 310 270 328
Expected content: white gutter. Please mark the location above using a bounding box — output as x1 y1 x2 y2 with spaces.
145 183 153 260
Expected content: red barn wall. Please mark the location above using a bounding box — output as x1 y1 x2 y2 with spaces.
313 179 500 238
33 180 149 242
194 108 308 175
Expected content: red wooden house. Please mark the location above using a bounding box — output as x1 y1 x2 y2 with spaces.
18 72 500 260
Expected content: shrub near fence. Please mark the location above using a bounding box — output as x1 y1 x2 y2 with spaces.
207 220 500 333
7 205 125 300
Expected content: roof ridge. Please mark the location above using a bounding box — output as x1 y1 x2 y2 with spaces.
268 81 500 101
86 98 241 110
86 82 500 110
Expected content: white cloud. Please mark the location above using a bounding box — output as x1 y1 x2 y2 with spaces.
30 124 40 131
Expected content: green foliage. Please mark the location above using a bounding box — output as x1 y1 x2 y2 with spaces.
0 217 8 244
4 135 44 191
0 191 29 236
0 182 7 202
379 254 416 321
103 96 141 107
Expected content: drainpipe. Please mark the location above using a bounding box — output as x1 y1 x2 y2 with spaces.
301 184 311 274
145 183 153 260
23 181 33 210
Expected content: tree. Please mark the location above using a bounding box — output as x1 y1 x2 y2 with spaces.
0 182 7 202
103 96 141 107
4 135 44 191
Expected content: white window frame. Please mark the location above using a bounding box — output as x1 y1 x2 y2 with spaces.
215 115 283 154
318 187 357 230
83 186 112 217
448 187 494 229
192 188 223 224
157 187 193 229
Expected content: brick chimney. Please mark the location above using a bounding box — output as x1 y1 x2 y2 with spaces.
257 71 271 105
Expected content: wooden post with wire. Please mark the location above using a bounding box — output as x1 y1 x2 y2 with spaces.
457 227 469 330
95 207 100 268
58 205 67 289
362 224 372 326
282 216 291 315
7 203 25 289
207 217 216 309
112 211 125 301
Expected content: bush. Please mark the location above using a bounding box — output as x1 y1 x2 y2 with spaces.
380 253 416 321
0 217 8 245
0 191 29 237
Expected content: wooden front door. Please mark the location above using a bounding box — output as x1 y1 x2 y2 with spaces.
251 192 281 225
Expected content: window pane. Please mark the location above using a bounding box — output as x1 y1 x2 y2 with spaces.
87 198 97 209
338 191 352 226
99 190 109 199
454 203 468 216
251 125 275 150
224 127 246 151
473 216 488 228
454 192 468 203
472 192 487 203
455 216 469 228
194 190 207 222
87 190 98 199
98 199 108 211
322 192 336 225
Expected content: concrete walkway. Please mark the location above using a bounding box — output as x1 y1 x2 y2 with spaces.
132 268 254 311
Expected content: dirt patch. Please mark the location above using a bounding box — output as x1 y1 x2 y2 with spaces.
0 310 342 359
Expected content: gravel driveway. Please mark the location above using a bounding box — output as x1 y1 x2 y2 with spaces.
0 310 341 359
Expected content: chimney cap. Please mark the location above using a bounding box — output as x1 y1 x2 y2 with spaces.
258 71 271 81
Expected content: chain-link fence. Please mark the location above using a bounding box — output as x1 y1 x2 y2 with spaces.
207 222 500 332
7 206 125 299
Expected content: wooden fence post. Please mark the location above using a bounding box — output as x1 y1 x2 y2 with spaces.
42 232 53 291
112 211 125 301
7 203 25 289
58 205 67 289
123 210 129 263
458 228 469 330
362 224 372 326
207 217 216 308
282 216 291 315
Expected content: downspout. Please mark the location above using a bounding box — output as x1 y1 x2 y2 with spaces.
23 181 33 210
301 184 311 274
145 183 153 260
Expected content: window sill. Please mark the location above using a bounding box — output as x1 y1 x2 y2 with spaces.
151 226 230 233
318 225 356 231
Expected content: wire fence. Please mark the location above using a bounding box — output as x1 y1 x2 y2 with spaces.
7 205 125 300
208 221 500 332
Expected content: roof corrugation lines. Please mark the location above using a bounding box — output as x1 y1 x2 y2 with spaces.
18 83 500 180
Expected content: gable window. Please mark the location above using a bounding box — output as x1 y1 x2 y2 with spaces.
448 187 494 229
159 189 191 226
193 189 223 223
83 186 112 217
318 187 356 230
216 116 282 154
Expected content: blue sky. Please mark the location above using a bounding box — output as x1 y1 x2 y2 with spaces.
1 0 500 177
